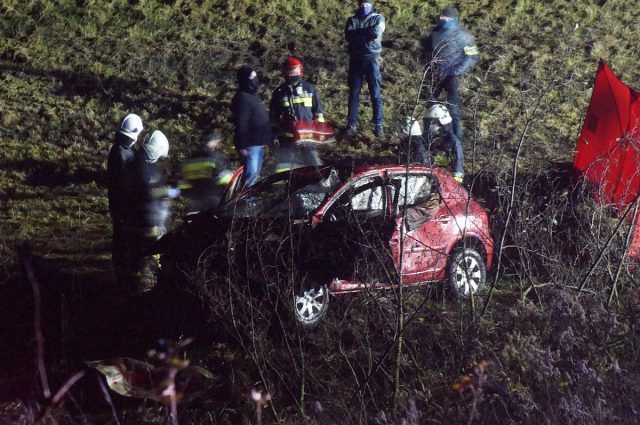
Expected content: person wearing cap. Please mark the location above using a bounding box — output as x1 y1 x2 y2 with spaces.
107 113 143 286
179 130 233 214
269 57 324 172
421 6 479 153
128 130 179 292
344 0 386 139
231 65 272 187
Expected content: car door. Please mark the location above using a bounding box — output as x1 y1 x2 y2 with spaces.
311 175 396 291
388 173 451 284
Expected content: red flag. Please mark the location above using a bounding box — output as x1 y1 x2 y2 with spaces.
574 60 640 262
574 60 640 209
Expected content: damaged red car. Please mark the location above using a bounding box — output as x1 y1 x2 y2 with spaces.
152 164 493 327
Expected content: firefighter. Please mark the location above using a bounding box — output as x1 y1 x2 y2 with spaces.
269 57 324 172
179 130 233 214
128 130 180 292
344 0 386 139
398 116 428 166
424 103 464 182
107 113 143 286
231 65 272 187
421 6 479 151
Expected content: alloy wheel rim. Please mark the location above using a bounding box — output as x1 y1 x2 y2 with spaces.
295 287 326 323
454 255 482 296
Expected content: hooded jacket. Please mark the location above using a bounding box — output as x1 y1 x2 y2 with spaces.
345 10 385 59
231 66 272 150
423 20 479 77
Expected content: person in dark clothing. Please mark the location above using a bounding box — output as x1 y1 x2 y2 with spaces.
270 57 324 172
179 130 233 214
424 103 464 181
107 113 143 286
422 6 479 149
128 130 179 292
398 104 463 182
344 0 386 139
231 65 272 187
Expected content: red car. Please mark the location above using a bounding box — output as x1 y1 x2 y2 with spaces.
154 164 493 327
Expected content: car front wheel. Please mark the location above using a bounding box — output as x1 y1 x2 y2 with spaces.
448 247 486 298
294 284 329 328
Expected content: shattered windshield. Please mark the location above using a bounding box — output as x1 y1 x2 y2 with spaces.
222 167 342 219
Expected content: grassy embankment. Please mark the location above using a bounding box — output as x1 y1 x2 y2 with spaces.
1 0 639 274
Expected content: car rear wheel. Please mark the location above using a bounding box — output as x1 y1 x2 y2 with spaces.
294 284 329 328
448 247 486 298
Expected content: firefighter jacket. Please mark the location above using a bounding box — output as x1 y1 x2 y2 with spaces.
269 79 324 140
128 149 171 231
345 11 385 58
423 21 479 78
179 149 232 208
107 135 135 222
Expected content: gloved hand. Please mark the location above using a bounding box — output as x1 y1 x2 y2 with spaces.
167 187 181 199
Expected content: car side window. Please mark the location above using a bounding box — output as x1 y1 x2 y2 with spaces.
390 173 440 210
326 177 387 221
351 182 386 212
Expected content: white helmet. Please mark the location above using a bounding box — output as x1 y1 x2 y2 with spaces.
118 113 144 140
143 130 169 162
398 116 422 139
425 104 452 126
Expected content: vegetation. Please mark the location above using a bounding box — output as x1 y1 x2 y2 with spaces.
1 0 639 423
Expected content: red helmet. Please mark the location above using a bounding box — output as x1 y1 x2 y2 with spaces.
282 57 303 77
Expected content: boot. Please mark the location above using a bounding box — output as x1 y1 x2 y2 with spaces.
374 124 384 139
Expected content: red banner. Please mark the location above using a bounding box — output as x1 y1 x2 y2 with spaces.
574 60 640 261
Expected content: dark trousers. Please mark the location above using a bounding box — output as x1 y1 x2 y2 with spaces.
113 220 161 292
433 75 463 143
412 123 464 175
347 56 384 126
445 127 464 175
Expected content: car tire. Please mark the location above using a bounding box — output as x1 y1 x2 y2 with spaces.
447 247 486 298
294 284 330 328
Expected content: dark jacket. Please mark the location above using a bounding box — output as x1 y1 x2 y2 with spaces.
107 134 135 222
270 79 323 135
422 21 479 77
231 90 272 150
345 11 385 58
231 68 272 150
128 150 171 230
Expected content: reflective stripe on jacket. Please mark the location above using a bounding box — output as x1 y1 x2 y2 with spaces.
424 22 479 77
179 150 231 196
270 79 323 138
